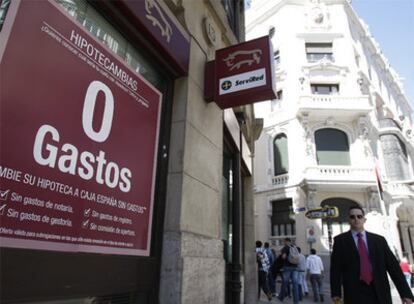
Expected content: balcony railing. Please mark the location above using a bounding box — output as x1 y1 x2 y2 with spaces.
304 166 375 185
272 173 289 187
307 54 334 62
298 95 372 119
386 182 414 198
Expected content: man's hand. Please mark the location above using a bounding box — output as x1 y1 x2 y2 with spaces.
402 298 413 304
332 297 342 304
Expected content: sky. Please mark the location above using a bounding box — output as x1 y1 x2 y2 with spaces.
351 0 414 111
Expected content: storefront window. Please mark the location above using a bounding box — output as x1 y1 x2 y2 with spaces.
0 0 11 30
1 1 172 303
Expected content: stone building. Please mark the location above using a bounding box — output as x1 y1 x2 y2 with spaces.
246 0 414 263
0 0 261 303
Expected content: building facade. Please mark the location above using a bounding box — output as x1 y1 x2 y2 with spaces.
246 0 414 264
0 0 261 303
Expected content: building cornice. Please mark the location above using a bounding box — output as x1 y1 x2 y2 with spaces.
343 3 412 112
246 0 348 33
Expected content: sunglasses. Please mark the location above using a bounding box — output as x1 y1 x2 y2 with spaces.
349 214 363 220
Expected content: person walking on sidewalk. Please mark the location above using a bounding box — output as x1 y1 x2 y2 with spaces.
400 257 412 288
306 248 324 302
330 205 414 304
256 241 272 301
264 242 276 297
297 247 309 300
277 238 300 304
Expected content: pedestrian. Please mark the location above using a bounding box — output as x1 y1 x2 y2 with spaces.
400 257 412 288
297 247 309 300
330 205 414 304
256 240 272 301
264 242 276 296
277 237 300 304
306 248 324 302
271 249 284 297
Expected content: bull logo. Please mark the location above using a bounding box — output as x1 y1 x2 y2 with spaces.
145 0 173 43
223 49 262 71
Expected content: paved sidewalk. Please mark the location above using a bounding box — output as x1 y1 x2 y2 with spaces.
258 283 412 304
257 283 332 304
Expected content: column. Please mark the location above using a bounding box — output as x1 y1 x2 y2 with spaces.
306 188 317 209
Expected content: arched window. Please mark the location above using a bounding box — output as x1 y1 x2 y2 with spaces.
315 128 350 165
381 134 411 181
273 134 289 175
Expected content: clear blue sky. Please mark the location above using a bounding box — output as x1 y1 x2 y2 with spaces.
351 0 414 111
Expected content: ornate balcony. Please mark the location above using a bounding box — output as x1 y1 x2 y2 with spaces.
271 173 289 187
297 95 372 120
304 166 376 190
385 182 414 199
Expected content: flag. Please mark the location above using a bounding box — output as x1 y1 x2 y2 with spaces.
374 162 384 201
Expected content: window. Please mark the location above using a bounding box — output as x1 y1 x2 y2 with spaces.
315 128 350 165
221 0 242 40
270 90 283 111
0 0 11 30
271 199 295 237
56 0 164 90
311 84 339 95
305 42 333 62
273 133 289 175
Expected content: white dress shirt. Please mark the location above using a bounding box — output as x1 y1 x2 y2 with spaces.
351 230 369 252
306 254 324 275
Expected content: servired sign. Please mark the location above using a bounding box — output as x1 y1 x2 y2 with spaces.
0 0 161 256
214 36 276 109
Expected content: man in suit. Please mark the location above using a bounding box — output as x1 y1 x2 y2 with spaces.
330 205 413 304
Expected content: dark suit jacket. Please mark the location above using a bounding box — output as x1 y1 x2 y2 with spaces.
330 230 413 304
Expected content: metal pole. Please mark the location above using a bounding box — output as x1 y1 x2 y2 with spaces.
327 219 333 253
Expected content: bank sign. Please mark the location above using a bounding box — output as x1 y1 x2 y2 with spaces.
0 1 161 256
214 36 276 109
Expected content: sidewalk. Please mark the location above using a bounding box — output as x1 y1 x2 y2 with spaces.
257 282 411 304
257 282 331 304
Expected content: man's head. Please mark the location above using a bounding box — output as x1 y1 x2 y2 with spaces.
348 205 366 232
264 242 270 249
284 237 291 245
256 240 263 248
310 248 316 255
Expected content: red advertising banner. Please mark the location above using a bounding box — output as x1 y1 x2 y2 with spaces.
213 36 276 109
0 0 161 256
